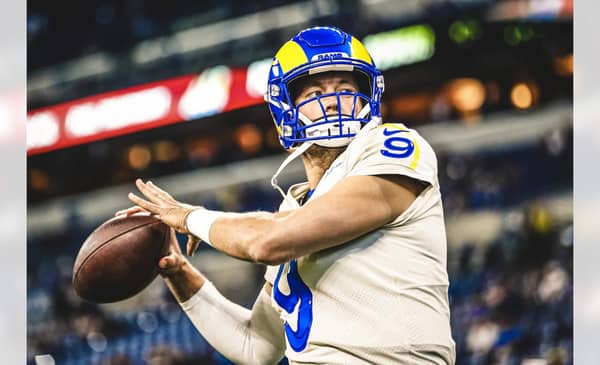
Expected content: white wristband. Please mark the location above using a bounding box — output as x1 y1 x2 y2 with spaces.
186 208 226 247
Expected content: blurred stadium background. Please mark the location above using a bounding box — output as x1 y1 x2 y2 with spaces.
26 1 572 364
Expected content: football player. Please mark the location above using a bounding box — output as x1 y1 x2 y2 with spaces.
121 26 455 364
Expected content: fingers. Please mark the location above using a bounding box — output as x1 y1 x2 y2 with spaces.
128 192 163 215
115 206 147 217
147 181 178 204
186 235 201 256
136 179 177 205
135 179 168 205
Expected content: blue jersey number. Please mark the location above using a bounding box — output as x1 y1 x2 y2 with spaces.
273 259 313 352
380 127 415 159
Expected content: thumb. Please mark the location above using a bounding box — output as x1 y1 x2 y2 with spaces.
159 255 175 270
158 254 186 277
186 235 201 256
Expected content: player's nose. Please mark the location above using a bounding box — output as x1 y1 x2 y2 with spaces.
322 94 339 114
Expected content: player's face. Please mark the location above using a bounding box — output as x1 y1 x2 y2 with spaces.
293 72 363 122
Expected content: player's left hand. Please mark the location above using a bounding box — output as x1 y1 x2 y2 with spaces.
126 179 202 256
158 228 190 277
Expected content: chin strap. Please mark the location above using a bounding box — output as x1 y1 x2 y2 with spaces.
357 103 372 119
358 115 382 134
271 141 313 203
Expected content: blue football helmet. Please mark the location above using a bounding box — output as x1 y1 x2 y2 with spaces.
265 26 385 150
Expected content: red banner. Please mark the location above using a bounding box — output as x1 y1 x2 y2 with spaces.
27 62 269 155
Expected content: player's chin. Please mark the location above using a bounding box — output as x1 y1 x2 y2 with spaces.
306 143 345 155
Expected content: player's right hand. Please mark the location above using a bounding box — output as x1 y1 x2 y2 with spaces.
117 179 203 257
117 206 202 257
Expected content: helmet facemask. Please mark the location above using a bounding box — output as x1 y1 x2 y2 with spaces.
281 70 375 148
293 88 371 148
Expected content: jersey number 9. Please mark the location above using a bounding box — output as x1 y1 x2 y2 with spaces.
273 259 313 352
380 127 415 159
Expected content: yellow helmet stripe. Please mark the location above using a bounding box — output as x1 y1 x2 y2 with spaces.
275 41 309 73
350 36 373 64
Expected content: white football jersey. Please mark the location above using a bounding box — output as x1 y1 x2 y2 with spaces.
265 122 456 365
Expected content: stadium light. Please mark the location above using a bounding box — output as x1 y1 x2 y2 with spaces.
553 53 573 76
511 82 537 109
362 24 435 70
246 58 272 98
127 144 152 170
64 87 172 138
235 123 263 155
27 112 60 150
446 78 486 114
504 24 535 46
448 19 482 45
177 65 232 120
29 168 49 191
153 140 181 163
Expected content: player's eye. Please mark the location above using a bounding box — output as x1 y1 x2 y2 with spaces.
338 84 358 93
305 89 323 98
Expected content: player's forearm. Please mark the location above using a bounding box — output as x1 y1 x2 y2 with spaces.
209 211 292 265
186 209 296 265
188 203 360 265
161 260 206 303
209 208 362 265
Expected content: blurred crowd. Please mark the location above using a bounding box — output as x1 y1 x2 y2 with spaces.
28 0 378 109
27 133 572 365
438 128 572 214
28 0 306 70
451 215 572 365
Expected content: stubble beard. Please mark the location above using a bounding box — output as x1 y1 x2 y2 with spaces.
303 143 345 171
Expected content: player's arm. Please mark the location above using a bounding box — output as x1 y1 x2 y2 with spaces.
180 281 286 365
159 230 286 365
128 175 423 265
208 174 424 264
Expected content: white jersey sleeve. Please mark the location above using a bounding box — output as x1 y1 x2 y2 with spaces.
345 123 438 187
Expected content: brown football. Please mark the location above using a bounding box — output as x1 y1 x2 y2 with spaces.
72 214 170 303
